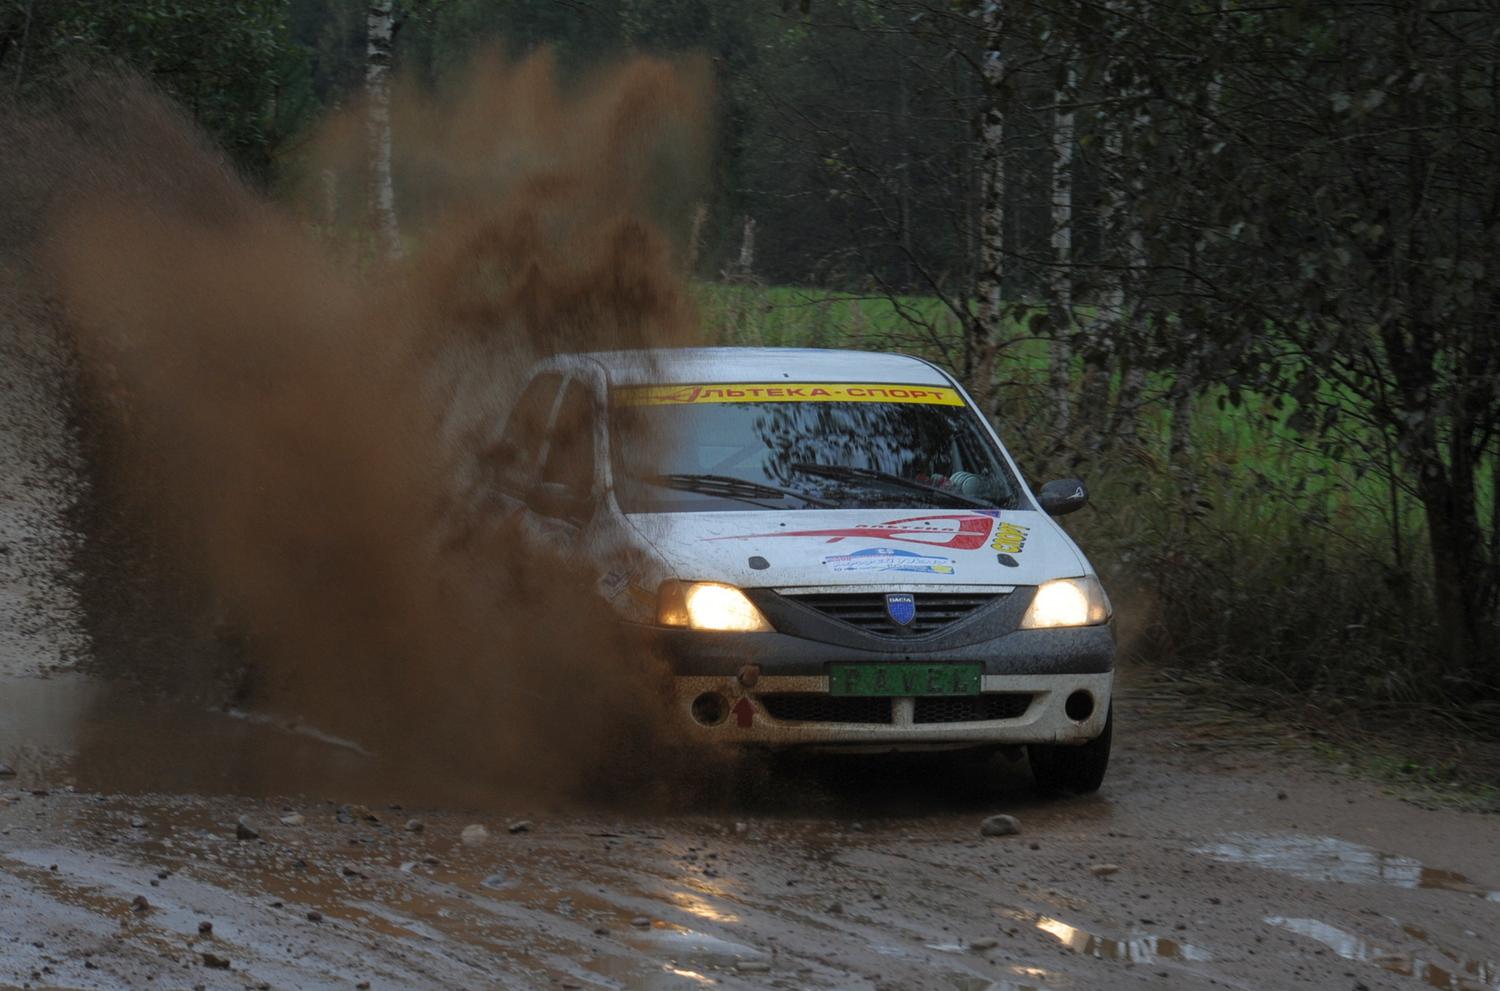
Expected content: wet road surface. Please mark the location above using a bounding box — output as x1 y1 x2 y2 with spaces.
2 683 1498 991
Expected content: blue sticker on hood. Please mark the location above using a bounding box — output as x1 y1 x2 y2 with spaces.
822 547 955 575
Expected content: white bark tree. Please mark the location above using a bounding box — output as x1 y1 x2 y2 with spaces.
970 0 1006 413
1168 20 1225 468
1047 64 1077 446
366 0 402 260
735 216 756 277
1099 99 1152 450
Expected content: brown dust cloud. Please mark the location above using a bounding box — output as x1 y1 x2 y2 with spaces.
0 51 717 806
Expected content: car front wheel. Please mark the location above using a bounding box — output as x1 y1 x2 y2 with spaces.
1029 705 1112 794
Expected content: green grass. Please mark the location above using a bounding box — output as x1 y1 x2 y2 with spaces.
694 280 1421 545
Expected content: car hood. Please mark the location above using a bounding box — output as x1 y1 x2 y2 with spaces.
625 508 1082 589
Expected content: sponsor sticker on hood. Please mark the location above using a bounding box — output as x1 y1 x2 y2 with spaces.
822 547 956 575
615 382 965 406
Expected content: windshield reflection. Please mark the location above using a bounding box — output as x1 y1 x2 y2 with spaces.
611 397 1018 514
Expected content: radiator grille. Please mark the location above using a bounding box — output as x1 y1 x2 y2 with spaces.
913 693 1033 724
784 592 1000 636
759 694 893 724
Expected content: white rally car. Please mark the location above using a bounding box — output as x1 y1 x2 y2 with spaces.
494 347 1114 793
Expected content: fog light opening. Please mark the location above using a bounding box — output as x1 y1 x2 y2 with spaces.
1065 690 1095 722
691 692 731 727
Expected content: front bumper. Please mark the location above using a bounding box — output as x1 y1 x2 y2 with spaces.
644 625 1116 677
635 585 1115 749
672 671 1112 748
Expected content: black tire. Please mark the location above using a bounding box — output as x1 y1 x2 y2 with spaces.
1029 705 1112 795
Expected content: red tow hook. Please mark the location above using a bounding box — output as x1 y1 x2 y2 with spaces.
732 697 754 728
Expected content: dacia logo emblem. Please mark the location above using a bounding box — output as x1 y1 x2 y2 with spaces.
885 592 916 627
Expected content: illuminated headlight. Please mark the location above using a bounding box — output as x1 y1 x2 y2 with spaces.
1019 576 1112 629
657 581 774 633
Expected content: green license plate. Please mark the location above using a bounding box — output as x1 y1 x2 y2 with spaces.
828 663 982 697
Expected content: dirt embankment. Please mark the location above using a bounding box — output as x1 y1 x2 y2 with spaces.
0 308 84 683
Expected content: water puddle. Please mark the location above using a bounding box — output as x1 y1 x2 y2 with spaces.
1198 833 1500 900
625 922 767 967
1034 915 1211 964
0 672 388 797
0 673 104 773
1266 916 1499 990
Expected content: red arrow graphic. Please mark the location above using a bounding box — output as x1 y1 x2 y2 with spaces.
709 513 995 550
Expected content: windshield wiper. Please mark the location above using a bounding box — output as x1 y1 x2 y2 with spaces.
645 473 834 509
788 463 996 509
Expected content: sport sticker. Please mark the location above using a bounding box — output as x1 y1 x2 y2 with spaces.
990 521 1030 555
822 547 955 575
616 382 966 406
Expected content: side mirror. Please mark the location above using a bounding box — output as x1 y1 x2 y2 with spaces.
526 481 595 522
1037 478 1089 516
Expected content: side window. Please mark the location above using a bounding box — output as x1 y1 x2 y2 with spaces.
542 379 597 494
496 372 562 490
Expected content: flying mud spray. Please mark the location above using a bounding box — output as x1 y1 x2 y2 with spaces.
0 52 719 807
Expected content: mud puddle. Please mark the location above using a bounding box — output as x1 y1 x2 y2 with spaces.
0 674 104 775
0 673 492 805
1199 832 1500 900
1266 916 1499 990
1032 914 1212 964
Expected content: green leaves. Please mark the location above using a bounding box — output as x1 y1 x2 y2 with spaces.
4 0 296 174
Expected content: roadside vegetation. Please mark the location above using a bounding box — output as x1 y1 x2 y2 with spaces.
700 284 1441 692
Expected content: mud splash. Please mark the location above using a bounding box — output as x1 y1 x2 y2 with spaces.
0 53 712 804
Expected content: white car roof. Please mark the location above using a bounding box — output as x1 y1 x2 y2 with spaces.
570 347 953 387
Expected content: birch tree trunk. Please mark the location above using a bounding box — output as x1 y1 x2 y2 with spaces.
1102 106 1151 449
1168 351 1200 465
970 0 1006 414
1167 53 1224 468
1047 67 1076 448
685 202 707 272
1095 1 1157 452
734 216 756 279
1165 1 1232 468
1082 124 1125 453
366 0 402 261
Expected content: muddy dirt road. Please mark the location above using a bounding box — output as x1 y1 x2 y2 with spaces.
2 682 1497 991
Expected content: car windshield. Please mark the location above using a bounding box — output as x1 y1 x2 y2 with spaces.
610 382 1021 513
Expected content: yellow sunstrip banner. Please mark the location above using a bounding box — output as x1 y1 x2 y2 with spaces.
616 383 966 407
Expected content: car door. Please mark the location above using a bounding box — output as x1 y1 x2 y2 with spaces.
527 375 601 550
489 370 564 553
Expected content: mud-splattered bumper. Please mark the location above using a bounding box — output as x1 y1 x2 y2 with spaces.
645 622 1115 748
669 670 1112 748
